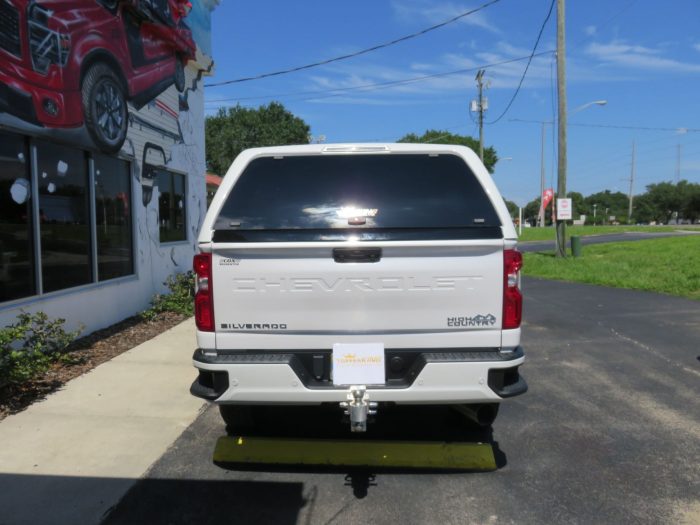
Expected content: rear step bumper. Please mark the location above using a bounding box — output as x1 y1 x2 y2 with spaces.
191 348 526 404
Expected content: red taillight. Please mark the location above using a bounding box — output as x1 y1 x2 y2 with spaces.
193 253 214 332
503 249 523 329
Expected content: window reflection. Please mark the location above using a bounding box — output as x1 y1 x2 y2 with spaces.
36 141 91 293
95 155 133 280
0 133 34 301
157 170 186 242
215 155 501 231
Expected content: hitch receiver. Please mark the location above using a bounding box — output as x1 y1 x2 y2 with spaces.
340 385 377 432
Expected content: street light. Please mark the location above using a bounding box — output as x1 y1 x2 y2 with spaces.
555 98 608 254
571 100 607 114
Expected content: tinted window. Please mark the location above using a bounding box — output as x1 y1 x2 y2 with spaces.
0 133 34 301
95 155 133 280
215 154 500 237
158 170 186 242
36 141 92 293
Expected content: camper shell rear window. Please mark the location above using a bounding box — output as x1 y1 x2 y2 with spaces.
213 153 502 242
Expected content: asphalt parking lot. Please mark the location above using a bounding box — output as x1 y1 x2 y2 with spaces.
103 277 700 525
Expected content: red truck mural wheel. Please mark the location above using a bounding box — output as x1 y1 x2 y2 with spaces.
81 63 128 154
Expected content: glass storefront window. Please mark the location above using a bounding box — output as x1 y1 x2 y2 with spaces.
94 155 133 280
0 133 34 302
157 170 187 242
36 141 92 293
0 131 138 305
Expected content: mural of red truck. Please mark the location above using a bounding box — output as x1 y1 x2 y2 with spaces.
0 0 196 152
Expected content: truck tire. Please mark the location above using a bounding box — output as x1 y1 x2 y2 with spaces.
82 63 128 153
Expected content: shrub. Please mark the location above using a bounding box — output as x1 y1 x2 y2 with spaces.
0 312 82 387
142 272 195 320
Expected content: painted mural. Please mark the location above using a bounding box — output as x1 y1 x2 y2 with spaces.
0 0 216 335
0 0 213 151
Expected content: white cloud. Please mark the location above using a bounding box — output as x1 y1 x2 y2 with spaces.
298 35 628 106
391 0 501 34
586 40 700 73
587 41 659 57
584 25 597 37
694 43 700 53
409 63 437 71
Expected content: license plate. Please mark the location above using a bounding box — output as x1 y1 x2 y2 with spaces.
332 343 386 386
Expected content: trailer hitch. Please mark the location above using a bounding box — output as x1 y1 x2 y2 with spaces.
340 386 377 432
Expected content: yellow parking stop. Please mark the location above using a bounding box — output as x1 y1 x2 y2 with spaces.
213 436 497 471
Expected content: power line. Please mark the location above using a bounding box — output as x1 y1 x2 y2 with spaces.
572 0 638 48
485 0 555 124
204 51 556 106
510 119 700 133
205 0 503 88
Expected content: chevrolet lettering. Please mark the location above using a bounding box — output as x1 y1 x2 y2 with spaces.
229 276 479 293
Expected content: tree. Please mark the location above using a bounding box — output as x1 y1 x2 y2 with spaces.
522 196 554 226
503 198 519 218
567 191 587 221
631 193 657 224
683 183 700 222
205 102 310 175
584 190 629 224
644 182 682 223
397 129 499 173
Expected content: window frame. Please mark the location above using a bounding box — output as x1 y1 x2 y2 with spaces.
0 132 138 308
157 168 188 245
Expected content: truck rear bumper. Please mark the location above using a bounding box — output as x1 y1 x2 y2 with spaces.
191 348 526 404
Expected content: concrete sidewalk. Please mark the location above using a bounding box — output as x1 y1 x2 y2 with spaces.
0 318 204 525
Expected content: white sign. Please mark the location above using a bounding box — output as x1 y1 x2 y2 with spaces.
557 198 573 220
332 343 385 386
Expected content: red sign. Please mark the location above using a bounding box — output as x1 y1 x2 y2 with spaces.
542 188 554 208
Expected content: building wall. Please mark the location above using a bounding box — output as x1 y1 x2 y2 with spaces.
0 1 216 334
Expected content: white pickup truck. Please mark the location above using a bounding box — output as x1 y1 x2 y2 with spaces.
191 143 526 432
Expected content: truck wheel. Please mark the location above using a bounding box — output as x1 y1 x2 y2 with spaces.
82 63 127 153
219 405 256 433
174 57 186 92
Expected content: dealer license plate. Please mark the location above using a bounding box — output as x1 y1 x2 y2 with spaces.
332 343 386 386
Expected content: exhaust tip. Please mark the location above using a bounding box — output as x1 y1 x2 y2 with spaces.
452 403 500 427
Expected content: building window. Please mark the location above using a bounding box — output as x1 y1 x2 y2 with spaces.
36 141 92 293
94 155 133 280
0 131 137 305
0 132 34 302
157 170 186 242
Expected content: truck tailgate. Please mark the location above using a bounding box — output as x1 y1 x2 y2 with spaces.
212 240 504 349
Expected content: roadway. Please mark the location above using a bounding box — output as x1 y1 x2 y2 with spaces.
518 229 699 253
102 278 700 525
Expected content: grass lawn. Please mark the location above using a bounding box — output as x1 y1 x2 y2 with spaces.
517 225 699 242
523 236 700 300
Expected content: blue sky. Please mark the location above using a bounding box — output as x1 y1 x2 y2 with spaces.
207 0 700 205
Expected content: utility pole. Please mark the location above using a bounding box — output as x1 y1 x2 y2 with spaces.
555 0 567 257
475 69 486 162
627 140 635 222
538 122 546 227
676 143 681 183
